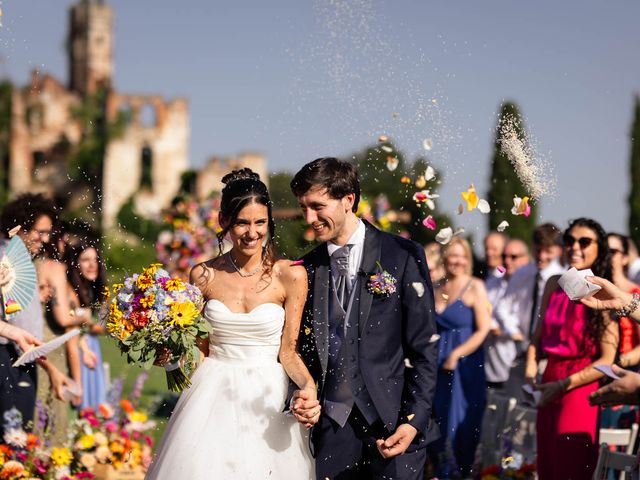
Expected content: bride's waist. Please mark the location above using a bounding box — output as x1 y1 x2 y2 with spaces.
208 343 280 363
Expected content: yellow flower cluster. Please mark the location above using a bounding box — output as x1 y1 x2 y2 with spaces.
50 447 73 467
140 294 155 309
136 273 154 291
107 303 133 341
165 278 185 292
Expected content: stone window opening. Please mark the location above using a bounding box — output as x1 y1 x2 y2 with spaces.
140 144 153 190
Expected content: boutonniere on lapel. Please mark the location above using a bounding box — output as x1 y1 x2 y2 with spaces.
366 262 397 297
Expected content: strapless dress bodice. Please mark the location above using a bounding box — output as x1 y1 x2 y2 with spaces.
204 299 285 363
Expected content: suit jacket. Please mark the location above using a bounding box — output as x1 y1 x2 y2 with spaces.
297 221 438 436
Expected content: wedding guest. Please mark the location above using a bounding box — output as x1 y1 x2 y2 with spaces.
428 237 490 478
0 193 75 436
496 223 565 399
66 237 108 408
424 242 445 284
526 218 618 479
474 231 507 280
36 222 88 442
484 238 530 390
599 233 640 431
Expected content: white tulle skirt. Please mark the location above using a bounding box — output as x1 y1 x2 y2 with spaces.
145 355 314 479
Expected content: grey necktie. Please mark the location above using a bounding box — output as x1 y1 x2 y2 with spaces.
332 245 352 310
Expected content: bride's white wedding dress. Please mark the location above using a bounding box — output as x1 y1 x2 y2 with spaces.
145 300 314 479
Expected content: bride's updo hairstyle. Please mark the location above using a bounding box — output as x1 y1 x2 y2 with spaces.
217 168 276 276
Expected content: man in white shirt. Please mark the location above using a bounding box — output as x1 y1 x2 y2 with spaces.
485 239 531 389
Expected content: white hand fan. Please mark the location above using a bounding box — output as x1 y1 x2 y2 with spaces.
1 235 36 317
12 328 80 367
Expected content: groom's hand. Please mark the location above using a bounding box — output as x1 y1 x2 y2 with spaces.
376 423 417 458
291 388 321 429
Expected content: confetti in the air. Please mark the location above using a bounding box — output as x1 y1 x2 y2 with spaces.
400 176 412 184
497 220 509 232
415 175 426 189
436 227 453 245
381 145 393 153
477 199 491 214
422 139 433 151
422 215 437 231
425 166 435 182
461 184 479 211
386 156 399 171
497 266 506 274
498 114 555 200
456 204 464 215
378 134 389 143
511 195 531 217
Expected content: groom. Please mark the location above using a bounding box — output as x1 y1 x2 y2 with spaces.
290 157 438 479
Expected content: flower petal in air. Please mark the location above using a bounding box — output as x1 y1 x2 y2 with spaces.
477 199 491 214
378 134 389 142
461 184 479 211
453 227 465 236
386 156 399 171
400 176 412 184
413 191 428 203
511 195 531 216
422 215 437 231
457 204 464 215
381 145 393 153
415 175 426 189
422 139 433 151
425 165 435 181
435 227 453 245
497 266 506 274
497 220 509 232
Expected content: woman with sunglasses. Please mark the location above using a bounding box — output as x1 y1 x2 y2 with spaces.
525 218 618 479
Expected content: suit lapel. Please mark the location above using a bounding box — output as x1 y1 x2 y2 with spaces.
357 221 382 336
312 245 330 375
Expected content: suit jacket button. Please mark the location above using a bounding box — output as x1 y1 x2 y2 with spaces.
348 339 354 344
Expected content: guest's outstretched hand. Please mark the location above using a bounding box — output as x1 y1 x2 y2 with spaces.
376 423 417 458
589 365 640 407
580 276 631 311
0 322 43 352
291 387 320 429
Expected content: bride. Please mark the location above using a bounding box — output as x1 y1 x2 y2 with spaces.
146 169 318 479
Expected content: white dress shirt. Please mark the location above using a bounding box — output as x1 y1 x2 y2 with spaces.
327 220 366 284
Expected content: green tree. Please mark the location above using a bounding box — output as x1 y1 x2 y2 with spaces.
486 102 536 242
268 171 298 209
0 81 13 208
629 96 640 247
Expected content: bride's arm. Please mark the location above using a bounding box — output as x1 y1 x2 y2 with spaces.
278 263 316 393
190 264 210 358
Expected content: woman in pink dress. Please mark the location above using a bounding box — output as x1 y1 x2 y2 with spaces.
526 218 618 479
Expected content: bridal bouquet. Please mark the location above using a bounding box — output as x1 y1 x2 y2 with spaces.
104 264 211 392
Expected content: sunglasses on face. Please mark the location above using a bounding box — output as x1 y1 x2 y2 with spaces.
563 234 596 249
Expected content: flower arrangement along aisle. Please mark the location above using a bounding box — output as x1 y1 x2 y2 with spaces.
155 195 223 280
104 263 211 392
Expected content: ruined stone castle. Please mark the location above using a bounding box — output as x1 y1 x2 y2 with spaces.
7 0 266 229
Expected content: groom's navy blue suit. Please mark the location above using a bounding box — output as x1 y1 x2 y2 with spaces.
298 221 438 479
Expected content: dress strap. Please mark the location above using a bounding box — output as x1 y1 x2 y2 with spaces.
454 279 474 303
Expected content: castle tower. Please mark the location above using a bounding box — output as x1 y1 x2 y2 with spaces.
68 0 113 96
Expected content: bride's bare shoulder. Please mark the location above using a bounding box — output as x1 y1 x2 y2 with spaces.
190 256 225 289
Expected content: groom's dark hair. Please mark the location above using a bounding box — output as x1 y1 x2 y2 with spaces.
290 157 360 212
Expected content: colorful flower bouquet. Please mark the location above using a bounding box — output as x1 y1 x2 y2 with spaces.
104 264 211 392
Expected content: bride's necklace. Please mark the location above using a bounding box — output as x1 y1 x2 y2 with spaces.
228 252 264 278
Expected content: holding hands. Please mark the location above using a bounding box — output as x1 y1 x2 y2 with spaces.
291 387 321 429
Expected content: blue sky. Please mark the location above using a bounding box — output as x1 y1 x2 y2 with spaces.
2 0 640 242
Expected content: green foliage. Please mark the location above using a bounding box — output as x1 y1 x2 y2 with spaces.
179 170 198 196
273 217 315 259
629 96 640 247
0 81 13 208
116 196 163 242
486 102 536 242
269 171 298 209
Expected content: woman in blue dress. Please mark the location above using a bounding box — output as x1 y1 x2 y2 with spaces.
66 238 108 409
428 237 491 478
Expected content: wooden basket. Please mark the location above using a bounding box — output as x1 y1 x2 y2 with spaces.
92 464 145 480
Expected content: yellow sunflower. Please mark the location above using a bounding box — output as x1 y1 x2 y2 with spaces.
169 301 199 328
140 294 155 309
50 447 73 467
